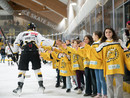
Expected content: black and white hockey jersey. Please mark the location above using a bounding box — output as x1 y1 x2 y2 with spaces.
13 30 55 53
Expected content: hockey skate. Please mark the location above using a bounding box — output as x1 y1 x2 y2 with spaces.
13 82 23 96
38 86 45 93
13 87 22 96
38 81 45 93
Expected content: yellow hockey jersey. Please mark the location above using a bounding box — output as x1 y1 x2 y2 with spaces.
58 53 76 76
66 47 84 71
95 42 126 76
40 51 59 69
83 57 90 68
78 41 130 76
51 51 60 69
90 40 103 69
77 47 90 68
51 51 76 76
124 50 130 71
40 51 52 61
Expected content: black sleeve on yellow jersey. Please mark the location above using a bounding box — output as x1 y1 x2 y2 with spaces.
50 54 53 59
57 60 60 62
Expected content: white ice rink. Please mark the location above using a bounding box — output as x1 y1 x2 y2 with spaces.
0 61 130 98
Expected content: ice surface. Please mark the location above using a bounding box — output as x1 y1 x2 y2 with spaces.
0 61 130 98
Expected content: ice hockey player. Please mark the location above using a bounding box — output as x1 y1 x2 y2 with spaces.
12 23 55 95
5 43 14 65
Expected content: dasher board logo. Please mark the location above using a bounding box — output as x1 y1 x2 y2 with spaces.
106 47 119 63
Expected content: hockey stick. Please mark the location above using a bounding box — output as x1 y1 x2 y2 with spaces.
0 27 31 78
0 26 19 65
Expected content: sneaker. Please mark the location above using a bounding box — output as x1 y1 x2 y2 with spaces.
77 89 82 94
38 86 45 93
94 94 102 98
38 81 45 93
62 85 66 89
83 93 92 96
66 89 71 93
91 93 97 97
55 83 60 87
102 95 107 98
80 87 84 91
74 87 78 90
81 84 85 90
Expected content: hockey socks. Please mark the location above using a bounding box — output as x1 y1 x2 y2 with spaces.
18 71 26 83
34 69 45 93
34 69 43 81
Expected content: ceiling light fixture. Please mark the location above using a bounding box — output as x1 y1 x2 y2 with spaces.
18 13 21 15
70 2 77 6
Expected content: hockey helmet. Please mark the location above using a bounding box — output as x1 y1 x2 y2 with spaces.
27 23 36 30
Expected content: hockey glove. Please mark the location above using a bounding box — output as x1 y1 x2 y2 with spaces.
43 59 48 64
12 53 19 62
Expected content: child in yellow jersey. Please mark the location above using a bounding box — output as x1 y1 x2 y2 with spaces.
66 36 97 96
50 50 66 88
81 29 130 98
62 40 85 94
51 51 77 92
60 40 84 93
40 50 61 88
82 35 97 97
92 31 107 98
95 28 130 98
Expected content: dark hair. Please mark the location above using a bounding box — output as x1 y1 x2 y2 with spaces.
84 35 94 45
57 39 62 42
74 40 82 44
125 29 129 36
100 28 119 43
66 40 70 42
94 31 102 39
71 39 76 44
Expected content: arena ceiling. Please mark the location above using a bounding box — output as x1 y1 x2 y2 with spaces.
8 0 68 28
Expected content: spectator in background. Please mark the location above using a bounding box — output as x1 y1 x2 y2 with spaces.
123 21 130 46
0 46 6 63
65 40 71 46
16 20 20 26
122 21 130 81
5 43 14 65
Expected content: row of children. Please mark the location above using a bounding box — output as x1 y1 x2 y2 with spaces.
40 28 130 98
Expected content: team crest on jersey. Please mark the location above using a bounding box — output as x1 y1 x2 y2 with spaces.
106 47 119 63
61 59 66 68
73 55 79 63
126 52 130 58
